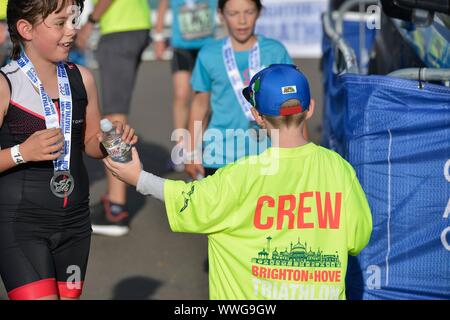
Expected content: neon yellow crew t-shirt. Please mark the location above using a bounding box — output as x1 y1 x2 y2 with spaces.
98 0 151 35
0 0 6 20
164 143 372 300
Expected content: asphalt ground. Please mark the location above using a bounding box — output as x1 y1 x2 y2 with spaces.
0 58 323 300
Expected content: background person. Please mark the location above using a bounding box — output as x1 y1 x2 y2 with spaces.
184 0 295 180
154 0 217 172
76 0 151 237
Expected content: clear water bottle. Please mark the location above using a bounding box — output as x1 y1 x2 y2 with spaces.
100 119 132 163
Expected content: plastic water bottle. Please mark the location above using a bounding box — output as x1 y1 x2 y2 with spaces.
100 119 132 163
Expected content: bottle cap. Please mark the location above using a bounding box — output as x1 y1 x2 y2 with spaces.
100 119 113 132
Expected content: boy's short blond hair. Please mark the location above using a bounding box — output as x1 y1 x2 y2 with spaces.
262 99 307 129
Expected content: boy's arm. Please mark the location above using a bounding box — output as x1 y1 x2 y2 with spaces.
136 170 166 201
104 150 241 234
103 147 165 200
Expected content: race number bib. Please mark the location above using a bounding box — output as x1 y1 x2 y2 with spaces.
178 2 213 40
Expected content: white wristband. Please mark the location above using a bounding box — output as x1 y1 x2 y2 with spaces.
10 144 26 165
152 32 165 42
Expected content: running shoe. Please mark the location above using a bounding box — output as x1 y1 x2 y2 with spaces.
90 196 130 237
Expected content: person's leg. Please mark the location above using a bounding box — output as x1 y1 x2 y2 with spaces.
53 232 91 301
91 30 149 236
0 221 59 300
102 31 148 206
169 49 198 171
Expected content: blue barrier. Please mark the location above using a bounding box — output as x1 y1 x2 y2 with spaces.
322 17 450 300
340 74 450 299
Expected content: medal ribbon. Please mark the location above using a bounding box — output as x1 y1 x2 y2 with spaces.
17 51 73 175
222 37 261 121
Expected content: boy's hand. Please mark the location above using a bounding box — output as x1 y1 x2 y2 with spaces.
103 147 142 186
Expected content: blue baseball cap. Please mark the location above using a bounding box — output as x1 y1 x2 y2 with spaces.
243 64 311 116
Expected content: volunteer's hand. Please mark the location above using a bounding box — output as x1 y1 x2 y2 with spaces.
103 147 142 186
185 163 205 180
20 128 64 162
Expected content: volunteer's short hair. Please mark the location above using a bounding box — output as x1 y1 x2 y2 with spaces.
262 99 307 129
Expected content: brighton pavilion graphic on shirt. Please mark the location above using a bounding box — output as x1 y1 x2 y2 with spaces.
252 236 341 268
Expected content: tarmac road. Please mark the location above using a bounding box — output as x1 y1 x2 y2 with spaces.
0 58 323 300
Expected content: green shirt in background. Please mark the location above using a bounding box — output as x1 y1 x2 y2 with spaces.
0 0 7 20
98 0 151 35
164 143 373 300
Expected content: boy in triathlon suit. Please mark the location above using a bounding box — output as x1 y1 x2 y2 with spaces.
104 64 373 300
0 0 137 300
154 0 217 172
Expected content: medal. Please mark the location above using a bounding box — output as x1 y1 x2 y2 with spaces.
50 171 75 198
17 52 74 200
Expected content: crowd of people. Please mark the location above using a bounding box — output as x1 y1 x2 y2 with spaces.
0 0 372 300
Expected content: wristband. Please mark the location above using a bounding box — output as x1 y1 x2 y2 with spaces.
152 32 165 42
10 145 26 165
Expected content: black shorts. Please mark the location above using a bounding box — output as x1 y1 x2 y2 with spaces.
96 29 150 115
0 205 92 300
171 48 199 74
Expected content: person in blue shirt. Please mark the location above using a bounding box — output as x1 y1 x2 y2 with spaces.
184 0 296 179
154 0 217 172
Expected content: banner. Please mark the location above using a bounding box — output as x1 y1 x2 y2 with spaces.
256 0 328 58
